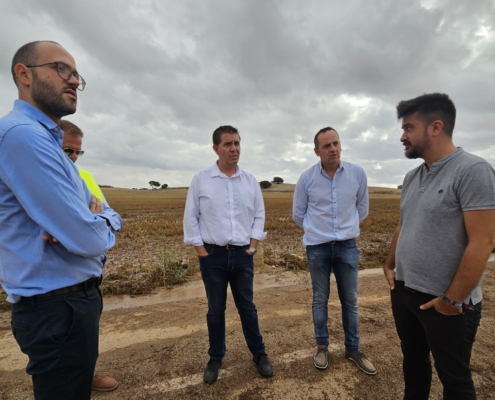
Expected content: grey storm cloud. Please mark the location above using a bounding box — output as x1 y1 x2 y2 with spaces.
0 0 493 188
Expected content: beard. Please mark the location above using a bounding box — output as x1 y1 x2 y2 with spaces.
31 71 77 118
403 130 430 159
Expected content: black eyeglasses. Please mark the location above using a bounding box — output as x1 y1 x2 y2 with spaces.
26 62 86 91
63 148 85 156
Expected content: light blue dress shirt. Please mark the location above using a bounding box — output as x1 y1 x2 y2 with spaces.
183 163 267 247
292 161 368 246
0 100 122 303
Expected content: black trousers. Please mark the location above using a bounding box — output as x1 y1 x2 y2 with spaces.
391 280 482 400
11 283 102 400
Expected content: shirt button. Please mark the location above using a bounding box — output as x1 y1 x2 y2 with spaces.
334 216 336 218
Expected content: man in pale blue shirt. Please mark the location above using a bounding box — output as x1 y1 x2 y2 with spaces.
183 125 273 384
0 41 121 400
293 127 376 375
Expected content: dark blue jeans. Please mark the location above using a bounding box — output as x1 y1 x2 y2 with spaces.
306 239 360 351
391 280 482 400
199 244 265 361
11 283 102 400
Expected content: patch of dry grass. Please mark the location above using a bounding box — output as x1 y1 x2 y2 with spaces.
102 248 193 295
0 294 9 311
358 198 400 268
0 189 402 306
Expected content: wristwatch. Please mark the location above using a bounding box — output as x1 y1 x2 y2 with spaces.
441 295 462 307
249 247 257 256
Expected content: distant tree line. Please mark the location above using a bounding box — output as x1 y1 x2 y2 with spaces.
259 176 285 189
148 181 168 189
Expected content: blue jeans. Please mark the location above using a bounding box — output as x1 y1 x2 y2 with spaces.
199 244 265 361
306 239 360 351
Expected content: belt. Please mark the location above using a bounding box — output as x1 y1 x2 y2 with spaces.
204 243 249 250
31 276 103 299
327 239 348 244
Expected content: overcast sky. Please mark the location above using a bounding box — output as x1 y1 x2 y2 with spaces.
1 0 494 188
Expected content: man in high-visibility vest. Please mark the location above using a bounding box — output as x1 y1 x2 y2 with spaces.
59 120 119 393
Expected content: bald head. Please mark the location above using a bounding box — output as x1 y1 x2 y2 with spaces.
12 41 80 122
11 41 60 86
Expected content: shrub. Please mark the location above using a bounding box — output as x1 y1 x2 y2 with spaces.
101 248 191 295
260 181 272 189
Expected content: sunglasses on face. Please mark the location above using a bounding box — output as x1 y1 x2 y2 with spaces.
63 148 84 156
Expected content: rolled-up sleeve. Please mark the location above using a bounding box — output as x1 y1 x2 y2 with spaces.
356 168 369 222
98 203 123 233
292 174 307 230
251 178 267 241
78 169 122 232
183 175 204 246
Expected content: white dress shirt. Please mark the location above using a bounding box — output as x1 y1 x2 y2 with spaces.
183 163 267 247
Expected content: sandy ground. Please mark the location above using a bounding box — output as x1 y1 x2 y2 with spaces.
1 260 494 400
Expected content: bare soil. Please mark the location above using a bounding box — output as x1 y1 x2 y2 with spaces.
1 261 494 400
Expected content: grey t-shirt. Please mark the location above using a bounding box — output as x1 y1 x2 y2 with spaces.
396 148 495 304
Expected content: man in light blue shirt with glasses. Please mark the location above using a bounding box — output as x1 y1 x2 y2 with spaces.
0 41 121 400
293 127 375 375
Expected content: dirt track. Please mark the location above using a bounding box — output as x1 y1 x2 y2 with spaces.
1 262 495 400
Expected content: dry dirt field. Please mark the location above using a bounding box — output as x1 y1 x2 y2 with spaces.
1 186 495 399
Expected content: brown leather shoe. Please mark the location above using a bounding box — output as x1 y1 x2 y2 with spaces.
314 345 328 369
345 350 377 375
92 374 119 392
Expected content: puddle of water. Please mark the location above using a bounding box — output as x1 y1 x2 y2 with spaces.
103 280 205 311
100 267 422 311
103 271 309 311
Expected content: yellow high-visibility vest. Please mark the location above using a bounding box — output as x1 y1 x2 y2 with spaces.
78 168 107 203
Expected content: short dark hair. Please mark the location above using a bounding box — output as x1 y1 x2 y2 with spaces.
396 93 456 137
212 125 240 145
59 120 84 138
11 41 60 85
314 127 338 148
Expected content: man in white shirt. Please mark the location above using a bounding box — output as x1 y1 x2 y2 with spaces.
183 125 272 384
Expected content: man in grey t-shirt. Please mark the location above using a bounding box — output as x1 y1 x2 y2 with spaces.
383 93 495 400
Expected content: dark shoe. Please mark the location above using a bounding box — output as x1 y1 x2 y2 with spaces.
345 350 377 375
314 345 328 369
92 374 119 392
253 353 273 377
203 359 222 384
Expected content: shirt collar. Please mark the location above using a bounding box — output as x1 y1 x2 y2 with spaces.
211 162 243 178
424 147 463 171
318 160 345 173
14 100 60 132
